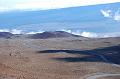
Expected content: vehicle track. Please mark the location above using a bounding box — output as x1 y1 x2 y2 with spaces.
86 73 120 79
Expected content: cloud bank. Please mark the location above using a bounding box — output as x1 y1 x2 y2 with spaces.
60 29 120 38
0 29 120 38
77 31 120 38
0 29 22 34
0 0 120 12
11 29 23 34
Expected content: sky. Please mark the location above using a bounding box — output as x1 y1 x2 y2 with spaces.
0 0 120 37
0 0 120 11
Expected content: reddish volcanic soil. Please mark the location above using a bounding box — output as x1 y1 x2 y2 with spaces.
0 37 120 79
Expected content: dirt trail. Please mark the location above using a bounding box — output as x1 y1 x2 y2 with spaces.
86 73 120 79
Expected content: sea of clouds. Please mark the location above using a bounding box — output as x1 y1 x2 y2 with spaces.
61 29 120 38
0 29 120 38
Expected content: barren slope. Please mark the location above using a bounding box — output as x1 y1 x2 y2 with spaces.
0 37 120 79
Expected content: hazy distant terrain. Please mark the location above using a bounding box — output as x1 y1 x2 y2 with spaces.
0 32 120 79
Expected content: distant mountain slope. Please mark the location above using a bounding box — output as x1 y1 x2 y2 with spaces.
0 2 120 28
0 32 13 38
0 31 80 39
28 31 80 39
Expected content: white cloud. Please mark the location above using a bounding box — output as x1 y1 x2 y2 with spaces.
0 29 10 32
26 32 37 34
101 8 120 21
61 30 120 38
80 31 120 38
61 30 98 38
11 29 23 34
101 9 112 18
0 7 9 12
26 31 44 34
14 0 120 10
80 32 98 38
0 0 120 11
61 29 72 33
102 32 120 37
0 29 22 34
114 9 120 21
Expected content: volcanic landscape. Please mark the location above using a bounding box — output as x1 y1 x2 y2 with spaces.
0 31 120 79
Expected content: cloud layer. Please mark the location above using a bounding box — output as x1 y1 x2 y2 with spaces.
0 29 120 38
59 29 120 38
0 29 22 34
0 0 120 12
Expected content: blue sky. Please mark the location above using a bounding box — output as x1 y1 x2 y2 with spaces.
0 0 120 37
0 0 120 11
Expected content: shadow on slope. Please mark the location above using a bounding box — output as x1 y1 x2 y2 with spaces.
0 32 13 39
38 44 120 64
